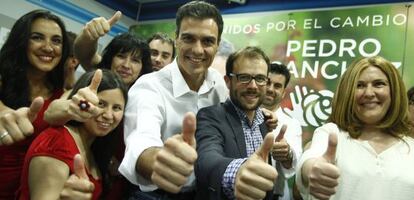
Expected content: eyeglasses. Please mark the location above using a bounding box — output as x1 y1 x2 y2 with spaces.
229 73 268 86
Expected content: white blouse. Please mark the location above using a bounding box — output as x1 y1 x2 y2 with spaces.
297 123 414 200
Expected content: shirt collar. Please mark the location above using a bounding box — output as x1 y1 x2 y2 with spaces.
229 98 264 126
171 59 217 98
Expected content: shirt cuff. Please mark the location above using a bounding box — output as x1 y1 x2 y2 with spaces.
118 131 163 189
222 158 247 199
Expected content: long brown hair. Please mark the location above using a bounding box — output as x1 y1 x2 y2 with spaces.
328 56 412 138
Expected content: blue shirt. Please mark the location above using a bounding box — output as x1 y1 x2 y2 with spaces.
221 99 265 199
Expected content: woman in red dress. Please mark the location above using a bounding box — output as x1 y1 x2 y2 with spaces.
0 10 69 199
19 69 128 199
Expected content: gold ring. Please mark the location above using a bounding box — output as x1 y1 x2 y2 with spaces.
0 131 9 140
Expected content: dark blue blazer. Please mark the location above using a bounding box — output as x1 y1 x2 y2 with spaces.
195 99 273 200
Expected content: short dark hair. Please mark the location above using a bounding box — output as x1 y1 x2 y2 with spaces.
225 46 270 76
147 32 175 59
176 1 223 42
99 32 152 80
0 9 69 109
269 63 291 88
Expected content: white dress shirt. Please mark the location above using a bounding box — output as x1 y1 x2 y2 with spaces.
272 107 303 200
119 59 228 192
296 122 414 200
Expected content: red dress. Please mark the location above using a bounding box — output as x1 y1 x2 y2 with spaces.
0 90 63 199
18 126 102 200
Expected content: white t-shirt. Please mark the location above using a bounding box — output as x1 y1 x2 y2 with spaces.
119 59 228 191
297 122 414 200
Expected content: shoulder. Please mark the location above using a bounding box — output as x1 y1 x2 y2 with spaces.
28 127 78 166
131 66 172 92
198 102 226 115
315 122 340 133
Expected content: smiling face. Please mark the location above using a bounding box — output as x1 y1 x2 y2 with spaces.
149 39 174 71
354 66 391 125
263 73 287 110
27 18 63 73
226 56 268 113
175 17 219 78
111 51 142 86
84 88 125 137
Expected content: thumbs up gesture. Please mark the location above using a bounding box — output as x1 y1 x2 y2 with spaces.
307 133 340 200
83 11 122 41
67 69 103 122
0 97 44 146
235 133 278 200
151 112 198 193
272 125 294 168
60 154 94 200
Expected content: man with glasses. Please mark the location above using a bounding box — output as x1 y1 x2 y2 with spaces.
195 46 282 200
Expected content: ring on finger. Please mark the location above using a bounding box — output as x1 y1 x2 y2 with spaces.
0 131 9 140
78 100 90 112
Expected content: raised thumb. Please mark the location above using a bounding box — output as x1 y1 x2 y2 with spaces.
108 11 122 26
74 154 89 180
182 112 196 146
256 132 275 161
323 133 338 163
28 97 44 122
275 124 287 142
88 69 102 93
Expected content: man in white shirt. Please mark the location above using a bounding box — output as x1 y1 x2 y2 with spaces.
119 1 228 199
262 63 303 200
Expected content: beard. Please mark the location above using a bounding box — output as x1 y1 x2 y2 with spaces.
231 89 265 112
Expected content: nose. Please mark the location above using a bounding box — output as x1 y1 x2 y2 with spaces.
266 85 274 94
42 40 53 53
101 108 114 120
364 85 375 97
122 57 132 69
154 55 162 63
192 40 203 55
247 78 259 89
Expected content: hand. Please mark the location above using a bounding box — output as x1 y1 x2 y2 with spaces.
235 133 278 200
60 154 94 200
67 69 103 122
82 11 122 41
308 133 340 200
0 97 44 146
151 112 197 193
272 125 292 163
261 108 277 131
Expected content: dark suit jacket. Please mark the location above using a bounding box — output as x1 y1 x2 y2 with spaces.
195 99 273 200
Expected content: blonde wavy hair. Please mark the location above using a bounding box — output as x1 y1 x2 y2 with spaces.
328 56 412 138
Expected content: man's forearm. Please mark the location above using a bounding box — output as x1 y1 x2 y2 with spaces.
136 147 161 180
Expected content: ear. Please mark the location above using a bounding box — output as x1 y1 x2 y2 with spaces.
224 75 231 90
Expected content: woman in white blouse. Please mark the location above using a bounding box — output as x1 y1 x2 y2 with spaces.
296 56 414 200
